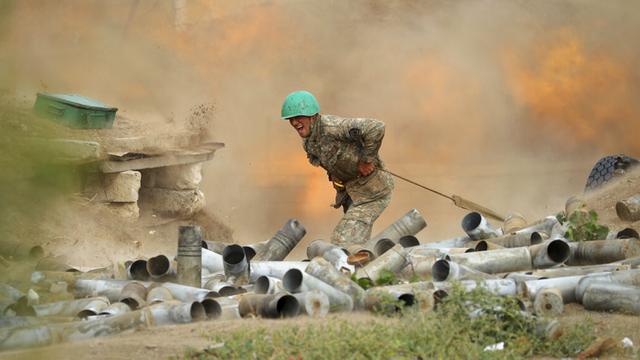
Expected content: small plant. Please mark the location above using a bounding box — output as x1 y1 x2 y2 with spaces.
374 269 398 286
562 209 609 241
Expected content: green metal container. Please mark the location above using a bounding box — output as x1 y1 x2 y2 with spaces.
33 93 118 129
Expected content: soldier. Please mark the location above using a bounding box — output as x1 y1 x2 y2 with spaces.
281 90 394 247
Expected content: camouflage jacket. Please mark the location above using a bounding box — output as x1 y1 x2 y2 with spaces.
303 114 394 204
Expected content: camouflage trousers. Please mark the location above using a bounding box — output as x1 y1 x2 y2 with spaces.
330 193 392 247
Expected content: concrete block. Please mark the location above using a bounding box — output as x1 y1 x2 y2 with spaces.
140 188 205 218
154 163 203 190
103 171 141 202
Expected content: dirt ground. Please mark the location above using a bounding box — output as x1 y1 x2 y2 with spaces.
1 169 639 359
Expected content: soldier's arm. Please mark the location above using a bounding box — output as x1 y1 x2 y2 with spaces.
340 118 385 163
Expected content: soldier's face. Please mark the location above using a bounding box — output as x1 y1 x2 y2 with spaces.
289 116 314 138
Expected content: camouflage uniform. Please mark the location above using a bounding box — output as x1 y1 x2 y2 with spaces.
303 114 394 247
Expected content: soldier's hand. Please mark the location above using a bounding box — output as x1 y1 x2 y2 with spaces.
358 161 375 177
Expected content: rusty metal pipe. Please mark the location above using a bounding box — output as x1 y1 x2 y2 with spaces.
461 212 502 240
566 238 640 265
282 269 353 311
355 244 409 282
529 238 571 269
448 247 532 274
253 219 306 261
432 259 497 282
177 225 202 287
222 244 250 285
305 257 365 309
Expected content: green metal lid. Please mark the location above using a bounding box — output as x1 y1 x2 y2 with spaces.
37 93 118 111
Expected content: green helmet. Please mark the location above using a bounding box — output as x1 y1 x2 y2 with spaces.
280 90 320 119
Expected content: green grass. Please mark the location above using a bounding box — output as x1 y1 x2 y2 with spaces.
183 284 596 359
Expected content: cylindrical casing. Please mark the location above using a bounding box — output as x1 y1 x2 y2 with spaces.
373 238 396 257
616 228 639 239
282 269 353 311
533 287 564 316
201 240 229 254
616 194 640 222
355 244 409 282
525 263 631 279
146 286 174 304
255 276 284 295
431 259 496 282
574 269 640 303
237 293 299 318
461 212 503 240
293 290 330 317
119 282 147 310
400 254 438 279
364 283 431 313
203 278 243 297
474 241 505 251
222 244 250 285
521 273 611 303
208 296 241 320
249 261 308 282
502 213 527 233
305 257 365 309
147 255 176 279
30 271 108 289
98 302 130 316
149 301 207 324
126 259 149 281
515 216 560 237
398 235 420 248
74 279 132 302
33 297 110 317
200 298 221 319
582 283 640 314
161 282 216 302
477 232 541 248
253 219 306 261
201 248 224 274
76 299 110 318
434 279 518 297
177 225 203 288
243 242 267 261
364 209 427 254
529 238 571 269
436 247 475 255
449 247 532 274
566 238 640 266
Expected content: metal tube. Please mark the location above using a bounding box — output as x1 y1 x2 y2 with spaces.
434 279 518 297
399 254 438 279
222 244 250 285
582 283 640 314
126 259 150 281
147 255 177 279
160 282 217 302
253 219 307 261
77 298 110 319
305 257 365 309
398 235 420 248
243 242 267 261
448 247 532 274
355 244 409 282
306 239 353 273
502 213 527 233
119 282 147 310
146 286 174 304
74 279 132 302
255 276 283 294
98 302 130 316
249 261 308 282
201 248 224 274
514 216 561 237
418 236 472 249
237 293 299 318
177 225 202 287
461 212 502 240
431 259 496 282
282 269 353 311
208 296 241 320
293 290 330 317
574 269 640 303
522 263 631 279
363 209 427 256
533 287 564 316
616 194 640 222
373 238 396 257
529 238 571 269
33 297 110 317
203 278 243 296
521 272 611 303
474 241 505 251
616 228 639 239
566 238 640 265
149 301 207 324
200 298 221 319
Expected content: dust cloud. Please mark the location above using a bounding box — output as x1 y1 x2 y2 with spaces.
1 0 639 251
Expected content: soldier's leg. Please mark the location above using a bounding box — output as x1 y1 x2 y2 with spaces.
330 194 391 247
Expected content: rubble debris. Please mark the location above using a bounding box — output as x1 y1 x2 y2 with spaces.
616 194 640 222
